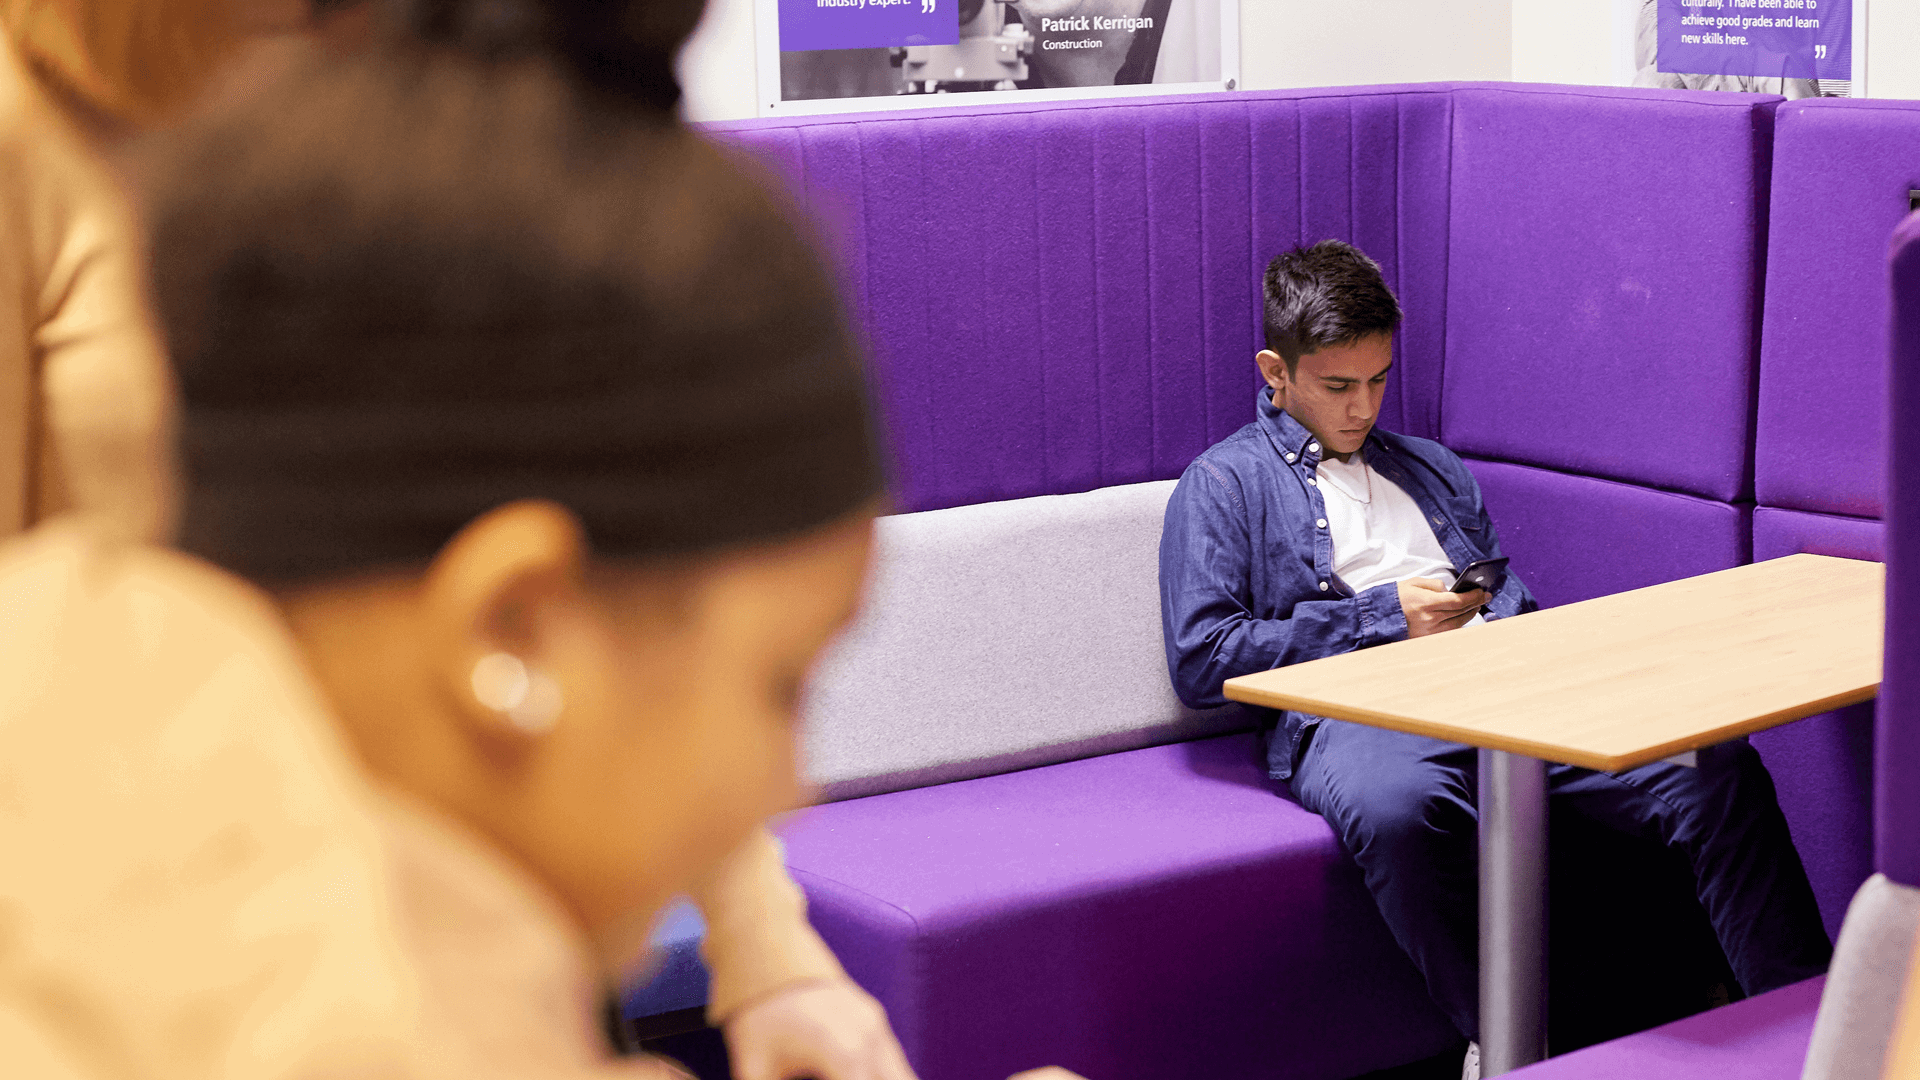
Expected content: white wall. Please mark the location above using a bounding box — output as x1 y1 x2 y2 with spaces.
678 0 1513 122
1240 0 1510 92
1867 0 1920 98
678 0 762 124
1510 0 1620 87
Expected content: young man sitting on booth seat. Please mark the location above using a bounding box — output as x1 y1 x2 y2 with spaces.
1156 240 1832 1074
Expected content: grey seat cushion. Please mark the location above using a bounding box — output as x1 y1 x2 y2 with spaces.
1801 872 1920 1080
800 480 1251 800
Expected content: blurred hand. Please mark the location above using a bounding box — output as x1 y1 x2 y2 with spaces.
1397 577 1488 638
724 979 917 1080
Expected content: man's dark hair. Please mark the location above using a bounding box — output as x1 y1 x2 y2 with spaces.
145 43 882 584
1261 241 1403 370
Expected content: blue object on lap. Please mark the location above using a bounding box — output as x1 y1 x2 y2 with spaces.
621 900 712 1024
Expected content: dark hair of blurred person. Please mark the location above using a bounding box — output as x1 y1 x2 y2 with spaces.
324 0 708 111
152 0 887 1026
0 8 916 1078
152 48 880 584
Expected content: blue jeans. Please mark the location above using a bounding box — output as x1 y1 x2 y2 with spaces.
1289 721 1833 1041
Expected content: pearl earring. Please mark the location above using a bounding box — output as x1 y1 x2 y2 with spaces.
470 652 564 735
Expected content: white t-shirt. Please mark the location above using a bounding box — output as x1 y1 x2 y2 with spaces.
1317 452 1486 626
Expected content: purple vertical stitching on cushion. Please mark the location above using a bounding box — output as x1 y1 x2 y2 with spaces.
1347 97 1357 254
846 126 891 501
1199 107 1214 446
856 127 875 348
1295 104 1305 251
1436 91 1453 444
1443 92 1451 441
1198 102 1229 445
1401 98 1414 432
1029 114 1051 495
1145 115 1160 479
795 125 812 217
910 124 939 507
1093 123 1108 488
1395 95 1412 437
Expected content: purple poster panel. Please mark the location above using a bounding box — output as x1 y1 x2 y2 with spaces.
780 0 959 52
772 0 1226 107
1658 0 1852 82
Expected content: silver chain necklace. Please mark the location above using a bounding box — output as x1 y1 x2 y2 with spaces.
1318 454 1375 506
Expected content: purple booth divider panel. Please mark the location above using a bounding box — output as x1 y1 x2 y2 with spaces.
1755 99 1920 519
1882 212 1920 888
710 86 1456 513
1753 506 1887 564
1747 508 1883 936
1461 458 1749 610
1443 84 1780 504
780 734 1459 1080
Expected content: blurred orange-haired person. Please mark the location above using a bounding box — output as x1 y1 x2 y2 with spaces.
0 0 293 542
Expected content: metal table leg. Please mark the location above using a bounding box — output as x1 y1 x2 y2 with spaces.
1479 748 1548 1076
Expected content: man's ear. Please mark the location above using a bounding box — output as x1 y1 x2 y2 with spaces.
419 500 589 744
1256 350 1290 393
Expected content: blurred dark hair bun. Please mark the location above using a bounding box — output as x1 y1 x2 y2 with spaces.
147 43 882 583
389 0 704 110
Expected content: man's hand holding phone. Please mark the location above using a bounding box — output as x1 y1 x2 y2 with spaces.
1398 577 1488 638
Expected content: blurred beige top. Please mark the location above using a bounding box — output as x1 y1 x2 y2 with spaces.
0 27 175 542
0 523 843 1079
1887 941 1920 1079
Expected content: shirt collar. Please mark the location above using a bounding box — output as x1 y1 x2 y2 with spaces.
1255 387 1389 468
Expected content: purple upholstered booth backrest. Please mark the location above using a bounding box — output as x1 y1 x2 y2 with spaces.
1754 98 1920 562
1441 84 1779 610
1749 99 1920 926
708 85 1457 513
1445 84 1776 503
1882 212 1920 888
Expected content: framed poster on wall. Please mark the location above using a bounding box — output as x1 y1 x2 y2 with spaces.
1620 0 1867 96
755 0 1238 116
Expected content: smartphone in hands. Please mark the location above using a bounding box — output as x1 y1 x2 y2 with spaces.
1451 556 1509 596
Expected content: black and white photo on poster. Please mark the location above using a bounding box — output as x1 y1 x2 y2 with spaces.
760 0 1232 114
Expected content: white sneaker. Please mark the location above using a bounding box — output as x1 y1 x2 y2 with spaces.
1461 1041 1480 1080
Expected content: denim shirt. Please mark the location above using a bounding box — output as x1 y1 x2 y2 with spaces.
1159 388 1538 780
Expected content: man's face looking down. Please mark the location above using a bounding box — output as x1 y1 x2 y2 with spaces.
1257 333 1394 463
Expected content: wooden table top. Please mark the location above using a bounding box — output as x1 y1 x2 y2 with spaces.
1222 554 1884 772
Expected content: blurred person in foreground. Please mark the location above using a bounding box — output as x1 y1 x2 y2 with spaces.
0 0 285 542
0 11 1016 1078
0 2 947 1078
1889 940 1920 1079
0 0 688 548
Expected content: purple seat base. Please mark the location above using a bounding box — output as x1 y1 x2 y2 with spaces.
781 732 1751 1080
781 733 1459 1080
1508 976 1823 1079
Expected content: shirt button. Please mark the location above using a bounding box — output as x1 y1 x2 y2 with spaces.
1285 453 1297 462
1316 518 1328 529
1318 581 1329 591
1306 478 1317 486
1308 442 1320 454
1433 515 1444 525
